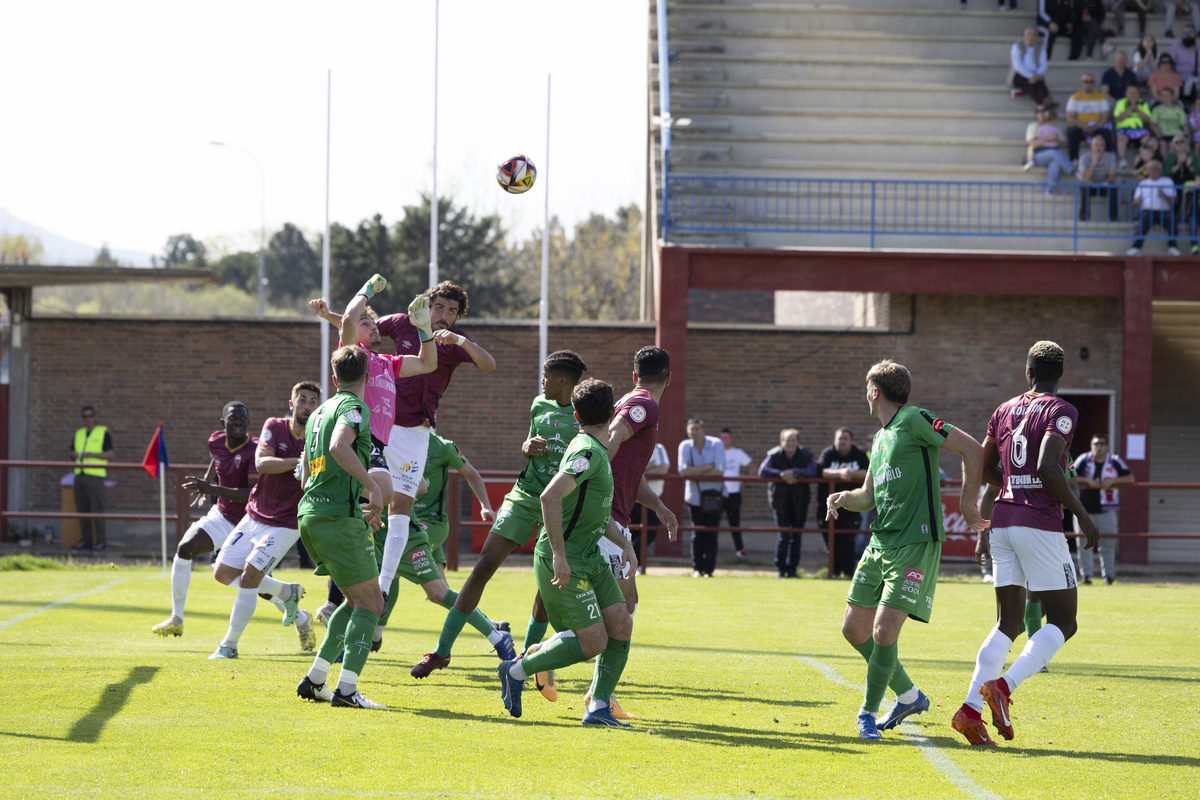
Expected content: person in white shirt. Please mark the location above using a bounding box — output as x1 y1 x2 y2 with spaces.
1011 27 1051 105
717 428 753 559
1127 160 1180 255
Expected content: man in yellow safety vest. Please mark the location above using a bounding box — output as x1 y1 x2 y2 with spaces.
72 406 114 552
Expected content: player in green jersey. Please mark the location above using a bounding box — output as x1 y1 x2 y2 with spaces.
495 378 638 726
412 432 494 566
827 359 988 740
294 345 388 710
411 351 588 679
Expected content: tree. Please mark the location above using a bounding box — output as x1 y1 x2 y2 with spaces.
0 234 44 265
92 245 119 267
265 223 320 306
325 215 397 306
161 234 206 268
209 251 257 293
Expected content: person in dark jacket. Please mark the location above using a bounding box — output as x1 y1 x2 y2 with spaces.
758 428 817 578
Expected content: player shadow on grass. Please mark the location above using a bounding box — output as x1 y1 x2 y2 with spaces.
917 731 1200 768
629 718 867 751
0 665 157 744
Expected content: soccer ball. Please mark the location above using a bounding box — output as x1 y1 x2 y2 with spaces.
496 154 537 194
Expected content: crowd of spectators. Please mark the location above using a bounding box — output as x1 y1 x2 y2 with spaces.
1008 9 1200 253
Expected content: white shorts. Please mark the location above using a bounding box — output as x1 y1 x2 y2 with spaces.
991 525 1077 592
385 424 431 498
188 505 239 549
597 521 632 580
215 516 300 574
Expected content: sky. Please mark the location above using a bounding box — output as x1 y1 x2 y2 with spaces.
1 1 649 264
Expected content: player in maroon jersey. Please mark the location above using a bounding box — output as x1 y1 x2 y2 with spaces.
151 401 258 638
952 341 1099 746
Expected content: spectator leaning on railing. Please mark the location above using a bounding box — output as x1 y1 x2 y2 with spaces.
1128 160 1180 255
1114 83 1153 166
1066 73 1115 160
1077 134 1120 221
1011 27 1052 105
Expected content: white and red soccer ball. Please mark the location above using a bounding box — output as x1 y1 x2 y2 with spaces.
496 154 537 194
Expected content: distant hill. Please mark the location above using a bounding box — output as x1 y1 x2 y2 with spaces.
0 208 154 267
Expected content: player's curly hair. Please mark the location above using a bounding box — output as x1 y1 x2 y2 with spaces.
544 350 588 383
1027 340 1065 383
572 378 614 427
865 360 911 405
423 281 469 319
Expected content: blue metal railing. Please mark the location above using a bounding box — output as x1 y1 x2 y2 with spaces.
665 176 1200 253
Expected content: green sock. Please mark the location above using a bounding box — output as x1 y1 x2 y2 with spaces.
588 638 630 703
340 607 381 679
317 602 352 662
1024 600 1044 637
379 576 401 626
436 607 469 657
438 590 496 638
524 617 549 652
863 642 898 714
850 638 915 697
521 633 586 674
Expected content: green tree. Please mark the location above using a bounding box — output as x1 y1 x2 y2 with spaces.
91 245 119 267
209 251 257 293
161 234 206 268
266 223 320 306
325 214 396 306
0 234 44 265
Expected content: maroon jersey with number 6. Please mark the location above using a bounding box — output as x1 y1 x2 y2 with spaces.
986 391 1078 532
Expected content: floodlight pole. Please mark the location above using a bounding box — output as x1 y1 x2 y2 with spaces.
321 70 333 400
539 74 551 392
430 0 440 288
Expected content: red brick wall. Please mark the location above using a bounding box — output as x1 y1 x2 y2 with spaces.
25 295 1122 526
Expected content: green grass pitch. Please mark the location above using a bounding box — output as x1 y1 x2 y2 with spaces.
2 562 1195 800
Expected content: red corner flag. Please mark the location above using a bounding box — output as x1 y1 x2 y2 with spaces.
142 424 169 478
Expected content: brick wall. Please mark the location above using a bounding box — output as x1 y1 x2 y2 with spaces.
25 294 1122 526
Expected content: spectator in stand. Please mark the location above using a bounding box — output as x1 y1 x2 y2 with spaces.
1133 34 1159 84
1038 0 1074 60
1070 1 1113 61
1114 83 1153 165
1066 73 1115 160
1148 53 1185 104
758 428 817 579
678 419 725 578
1109 0 1149 38
1164 135 1200 251
1011 27 1052 105
1077 134 1121 221
1023 104 1050 170
1151 87 1189 156
1101 50 1138 104
1165 1 1200 39
815 428 870 579
1189 94 1200 152
1071 434 1134 584
1133 133 1162 175
1127 159 1180 255
1030 107 1077 196
630 442 669 560
716 428 753 559
1169 24 1200 102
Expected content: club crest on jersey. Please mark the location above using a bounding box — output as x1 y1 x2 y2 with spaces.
932 419 945 432
1056 416 1073 434
629 405 647 423
570 456 590 473
344 409 363 425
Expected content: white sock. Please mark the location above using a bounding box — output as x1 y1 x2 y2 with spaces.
965 626 1013 712
170 556 192 619
221 586 259 648
268 595 287 613
896 687 921 705
295 609 309 627
378 514 411 587
587 696 608 712
509 660 529 681
373 624 384 641
1002 624 1066 692
307 656 331 685
258 575 287 598
336 668 360 696
486 628 504 645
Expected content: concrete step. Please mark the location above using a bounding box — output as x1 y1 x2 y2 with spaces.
663 3 1031 37
669 56 1044 86
670 108 1030 139
665 159 1049 182
670 133 1030 167
662 81 1031 112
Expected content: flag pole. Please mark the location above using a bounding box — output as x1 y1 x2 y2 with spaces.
160 467 167 572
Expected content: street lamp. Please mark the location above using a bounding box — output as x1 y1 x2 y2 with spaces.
209 141 267 317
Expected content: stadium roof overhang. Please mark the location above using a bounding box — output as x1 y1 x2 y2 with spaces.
0 264 218 289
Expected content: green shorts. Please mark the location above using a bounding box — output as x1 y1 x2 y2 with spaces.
299 514 379 588
845 540 942 623
397 523 440 585
421 520 449 564
533 552 625 632
489 488 543 547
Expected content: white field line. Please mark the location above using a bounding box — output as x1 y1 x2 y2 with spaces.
793 655 1004 800
0 577 127 632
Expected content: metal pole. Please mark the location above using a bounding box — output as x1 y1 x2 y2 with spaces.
539 74 551 390
430 0 440 288
159 468 167 572
321 70 333 400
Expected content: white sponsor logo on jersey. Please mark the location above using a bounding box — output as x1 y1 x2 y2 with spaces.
629 405 647 423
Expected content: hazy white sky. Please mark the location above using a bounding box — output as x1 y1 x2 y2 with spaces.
2 1 649 262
